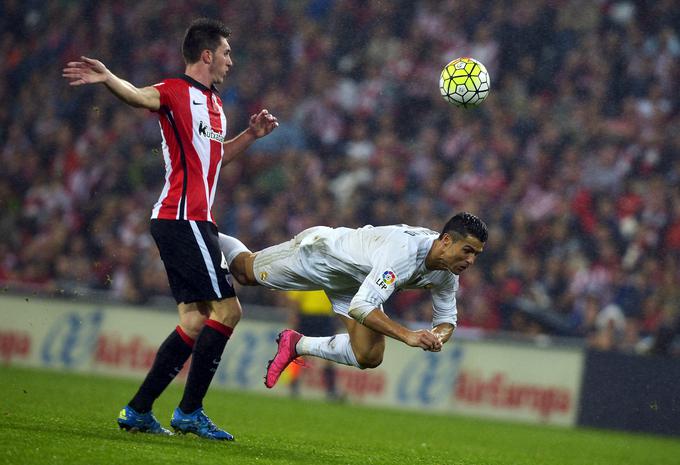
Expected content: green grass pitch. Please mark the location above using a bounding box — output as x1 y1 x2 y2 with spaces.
1 366 678 465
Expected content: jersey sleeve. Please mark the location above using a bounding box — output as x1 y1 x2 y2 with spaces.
431 275 458 327
152 80 174 110
349 237 419 317
350 265 400 312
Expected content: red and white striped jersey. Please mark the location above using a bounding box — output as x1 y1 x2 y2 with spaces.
151 75 227 223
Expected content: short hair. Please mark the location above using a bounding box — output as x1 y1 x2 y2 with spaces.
441 212 488 243
182 18 231 64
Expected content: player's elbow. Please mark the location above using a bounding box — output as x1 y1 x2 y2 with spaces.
348 304 373 324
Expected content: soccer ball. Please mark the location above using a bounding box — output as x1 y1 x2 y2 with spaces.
439 57 490 108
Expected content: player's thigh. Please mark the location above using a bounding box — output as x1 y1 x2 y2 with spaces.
339 315 385 362
252 238 316 290
151 219 236 304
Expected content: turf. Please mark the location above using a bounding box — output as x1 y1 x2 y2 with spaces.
1 366 678 465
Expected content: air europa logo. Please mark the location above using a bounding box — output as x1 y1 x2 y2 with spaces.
198 121 224 143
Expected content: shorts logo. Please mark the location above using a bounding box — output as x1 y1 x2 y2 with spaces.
260 271 268 281
376 270 396 290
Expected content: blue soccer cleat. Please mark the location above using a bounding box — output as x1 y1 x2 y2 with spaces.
117 405 172 435
170 407 234 441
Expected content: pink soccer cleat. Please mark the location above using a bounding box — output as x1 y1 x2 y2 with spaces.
265 329 303 388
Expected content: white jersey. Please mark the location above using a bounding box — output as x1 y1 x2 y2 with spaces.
252 225 459 327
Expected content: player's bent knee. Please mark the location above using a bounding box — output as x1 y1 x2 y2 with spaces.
231 270 250 286
179 313 208 338
211 297 242 328
355 352 383 369
229 254 248 285
230 253 257 286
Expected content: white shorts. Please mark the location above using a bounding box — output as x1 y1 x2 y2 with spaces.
252 226 359 319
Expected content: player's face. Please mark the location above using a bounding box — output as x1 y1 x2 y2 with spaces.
209 38 232 85
440 234 484 275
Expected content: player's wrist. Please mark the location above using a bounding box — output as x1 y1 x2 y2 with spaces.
101 68 115 83
245 126 260 139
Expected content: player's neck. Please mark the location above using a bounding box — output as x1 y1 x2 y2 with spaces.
424 239 441 270
184 66 213 90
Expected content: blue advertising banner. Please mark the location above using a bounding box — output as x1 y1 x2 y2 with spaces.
578 350 680 436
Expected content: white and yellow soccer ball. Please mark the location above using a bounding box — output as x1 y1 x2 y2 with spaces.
439 57 490 108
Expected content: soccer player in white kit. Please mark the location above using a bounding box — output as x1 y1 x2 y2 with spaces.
219 212 487 388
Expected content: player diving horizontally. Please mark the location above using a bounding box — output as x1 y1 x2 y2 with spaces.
219 212 487 388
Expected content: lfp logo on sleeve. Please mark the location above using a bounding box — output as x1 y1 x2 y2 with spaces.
375 270 397 290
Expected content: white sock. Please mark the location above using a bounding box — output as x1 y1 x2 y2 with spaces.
296 333 360 368
218 233 251 266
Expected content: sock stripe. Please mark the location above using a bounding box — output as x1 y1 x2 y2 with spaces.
205 319 233 337
176 325 195 348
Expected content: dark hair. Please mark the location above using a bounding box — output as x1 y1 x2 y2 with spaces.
441 212 488 242
182 18 231 64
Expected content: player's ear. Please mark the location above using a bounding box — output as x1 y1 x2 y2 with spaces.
442 232 453 246
201 49 212 64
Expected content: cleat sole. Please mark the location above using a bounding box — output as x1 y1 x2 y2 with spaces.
119 424 141 433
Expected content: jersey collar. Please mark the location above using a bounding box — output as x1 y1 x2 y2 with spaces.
180 74 220 95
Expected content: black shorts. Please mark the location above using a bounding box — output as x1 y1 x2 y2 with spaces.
150 219 236 304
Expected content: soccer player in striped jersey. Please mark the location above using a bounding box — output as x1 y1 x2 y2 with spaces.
63 18 278 439
218 212 488 388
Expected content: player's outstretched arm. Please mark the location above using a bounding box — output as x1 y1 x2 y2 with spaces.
222 109 279 165
362 309 443 352
62 56 160 111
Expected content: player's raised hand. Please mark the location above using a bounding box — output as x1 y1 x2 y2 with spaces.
406 329 443 352
62 56 110 86
248 108 279 138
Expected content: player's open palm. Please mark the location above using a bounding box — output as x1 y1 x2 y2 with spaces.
406 329 443 352
63 56 110 86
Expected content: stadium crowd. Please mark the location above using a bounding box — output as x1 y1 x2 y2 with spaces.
1 0 679 356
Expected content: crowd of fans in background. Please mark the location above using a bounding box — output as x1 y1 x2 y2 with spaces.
1 0 679 356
